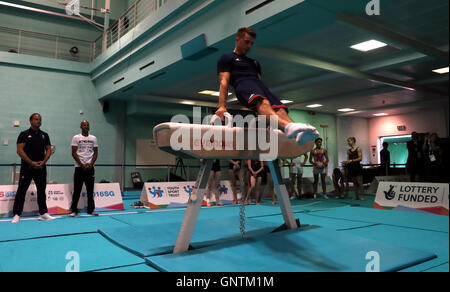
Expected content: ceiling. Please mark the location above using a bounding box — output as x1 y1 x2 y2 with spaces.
131 0 448 118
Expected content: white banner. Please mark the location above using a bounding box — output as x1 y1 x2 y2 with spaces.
140 180 235 209
0 183 123 218
374 182 449 215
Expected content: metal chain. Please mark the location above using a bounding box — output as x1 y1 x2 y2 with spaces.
239 199 246 238
239 160 246 238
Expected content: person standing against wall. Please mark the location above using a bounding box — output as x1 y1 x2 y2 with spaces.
11 113 55 223
70 120 99 217
342 137 364 201
310 138 329 199
379 142 390 176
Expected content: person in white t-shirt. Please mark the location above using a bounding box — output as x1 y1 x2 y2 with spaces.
289 154 308 199
70 120 98 217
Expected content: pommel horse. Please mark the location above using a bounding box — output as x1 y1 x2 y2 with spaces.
153 114 314 253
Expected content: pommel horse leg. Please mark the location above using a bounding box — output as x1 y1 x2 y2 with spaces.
173 159 213 254
267 160 298 229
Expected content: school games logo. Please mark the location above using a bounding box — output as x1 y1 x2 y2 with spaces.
149 186 164 198
183 185 195 197
218 184 228 196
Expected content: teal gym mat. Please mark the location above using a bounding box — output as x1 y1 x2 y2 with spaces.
96 263 159 272
99 216 283 257
307 205 449 232
110 204 292 227
146 227 436 272
340 224 449 272
0 216 130 242
0 233 144 272
256 213 377 231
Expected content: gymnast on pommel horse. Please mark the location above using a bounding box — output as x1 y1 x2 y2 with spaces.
153 27 319 254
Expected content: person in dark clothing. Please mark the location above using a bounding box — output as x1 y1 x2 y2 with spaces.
11 113 55 223
423 133 444 183
406 132 424 182
379 142 390 176
342 137 364 201
215 27 319 147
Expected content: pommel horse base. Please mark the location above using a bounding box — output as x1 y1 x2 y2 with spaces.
153 118 314 254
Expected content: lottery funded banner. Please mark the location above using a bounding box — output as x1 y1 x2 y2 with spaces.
374 182 449 215
140 180 235 209
0 183 123 218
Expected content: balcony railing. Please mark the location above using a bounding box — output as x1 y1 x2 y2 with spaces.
0 25 93 63
0 0 170 63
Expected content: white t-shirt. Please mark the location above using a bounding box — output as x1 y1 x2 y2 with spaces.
290 157 304 174
71 134 98 167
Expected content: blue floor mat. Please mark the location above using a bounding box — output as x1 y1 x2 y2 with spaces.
257 213 377 231
340 224 449 272
96 263 159 272
0 216 130 242
0 233 144 272
109 204 287 227
99 216 284 257
307 205 449 232
146 227 436 272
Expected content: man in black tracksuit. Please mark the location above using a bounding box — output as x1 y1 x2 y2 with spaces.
12 113 55 223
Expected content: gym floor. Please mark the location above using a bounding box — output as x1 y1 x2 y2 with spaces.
0 192 448 272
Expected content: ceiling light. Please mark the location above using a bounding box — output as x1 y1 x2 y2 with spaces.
180 100 196 105
281 100 293 104
373 113 388 116
306 104 323 108
199 90 232 96
198 90 217 95
351 40 387 52
338 108 355 112
432 67 449 74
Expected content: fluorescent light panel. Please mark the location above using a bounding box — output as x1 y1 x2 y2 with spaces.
306 104 323 108
432 67 449 74
351 40 387 52
373 113 388 116
338 108 355 112
199 90 232 96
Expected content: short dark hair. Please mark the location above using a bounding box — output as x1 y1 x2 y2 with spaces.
315 137 323 143
29 113 41 121
237 27 256 39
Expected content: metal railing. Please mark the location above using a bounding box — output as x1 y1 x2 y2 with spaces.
92 0 169 60
1 0 171 63
0 25 93 63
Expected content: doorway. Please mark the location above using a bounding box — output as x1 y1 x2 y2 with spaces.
378 135 412 168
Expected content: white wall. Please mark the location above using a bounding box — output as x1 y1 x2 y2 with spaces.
336 116 371 166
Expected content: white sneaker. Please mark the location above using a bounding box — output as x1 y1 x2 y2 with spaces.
38 213 56 221
69 212 77 217
11 215 20 223
284 123 317 139
324 194 329 200
295 130 320 146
